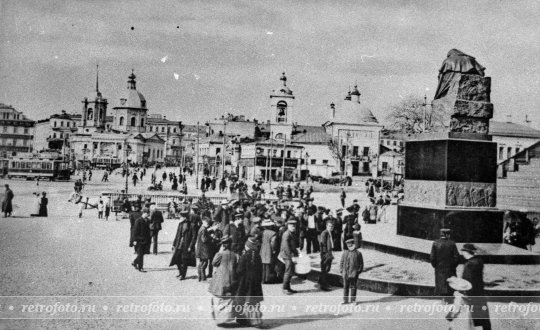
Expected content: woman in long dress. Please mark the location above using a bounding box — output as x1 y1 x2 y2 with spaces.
208 235 239 326
235 237 264 327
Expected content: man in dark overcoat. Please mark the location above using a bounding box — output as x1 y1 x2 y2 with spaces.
229 213 246 255
131 208 151 272
129 204 142 252
430 228 460 302
170 210 196 280
461 243 491 330
318 219 334 291
2 184 14 217
149 205 164 255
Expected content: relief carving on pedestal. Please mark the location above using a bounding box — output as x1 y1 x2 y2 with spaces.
405 180 446 207
446 182 496 208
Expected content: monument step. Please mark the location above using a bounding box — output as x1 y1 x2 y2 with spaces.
498 199 540 210
497 188 540 197
498 177 540 185
513 167 540 175
497 181 540 189
505 172 540 179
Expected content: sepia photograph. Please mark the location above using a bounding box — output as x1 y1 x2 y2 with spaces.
0 0 539 329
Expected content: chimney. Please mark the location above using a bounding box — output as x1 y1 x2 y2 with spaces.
524 114 532 127
506 114 512 123
330 103 335 119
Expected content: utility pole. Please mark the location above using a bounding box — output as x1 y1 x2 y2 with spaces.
195 121 200 189
422 94 427 132
221 121 226 179
281 136 286 183
124 142 130 194
269 133 274 190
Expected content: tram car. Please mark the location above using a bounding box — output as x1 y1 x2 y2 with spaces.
7 152 71 181
91 156 122 170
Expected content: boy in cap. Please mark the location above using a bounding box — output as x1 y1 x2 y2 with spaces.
196 217 212 281
339 239 364 304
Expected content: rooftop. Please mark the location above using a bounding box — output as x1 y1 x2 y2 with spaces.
489 121 540 138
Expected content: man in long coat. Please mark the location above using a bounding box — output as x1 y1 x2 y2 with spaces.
235 238 264 327
229 213 246 255
461 243 491 330
260 219 278 284
196 217 211 281
129 204 142 252
318 219 334 291
2 184 14 217
131 208 151 272
279 219 299 294
430 228 460 302
170 210 196 280
149 205 164 255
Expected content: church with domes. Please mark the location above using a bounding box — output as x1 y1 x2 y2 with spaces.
69 70 166 166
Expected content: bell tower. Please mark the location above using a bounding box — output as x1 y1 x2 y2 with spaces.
81 64 108 133
270 72 295 141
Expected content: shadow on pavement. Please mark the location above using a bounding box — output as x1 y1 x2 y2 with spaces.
261 313 351 329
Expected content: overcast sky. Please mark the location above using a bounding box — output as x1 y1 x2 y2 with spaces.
1 0 539 128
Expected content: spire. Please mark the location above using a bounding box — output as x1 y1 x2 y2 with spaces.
95 64 101 96
280 72 287 86
128 69 136 90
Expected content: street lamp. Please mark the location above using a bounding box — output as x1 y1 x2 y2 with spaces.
124 143 132 194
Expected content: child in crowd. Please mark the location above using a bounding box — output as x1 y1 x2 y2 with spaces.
339 239 364 304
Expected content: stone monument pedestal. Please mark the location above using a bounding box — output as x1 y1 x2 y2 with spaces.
396 138 504 243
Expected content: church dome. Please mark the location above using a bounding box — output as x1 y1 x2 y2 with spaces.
334 85 378 124
118 70 147 109
276 72 293 96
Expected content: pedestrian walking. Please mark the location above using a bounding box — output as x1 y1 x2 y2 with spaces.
460 243 491 330
129 204 142 252
97 200 104 219
340 188 346 208
318 219 334 291
38 192 48 217
279 219 299 295
131 208 151 272
235 237 264 327
149 204 164 255
230 213 247 255
196 217 212 281
104 200 111 221
340 239 364 304
170 210 196 280
2 184 14 217
209 235 239 326
430 228 461 303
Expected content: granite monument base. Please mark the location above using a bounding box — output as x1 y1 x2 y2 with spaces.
397 204 503 243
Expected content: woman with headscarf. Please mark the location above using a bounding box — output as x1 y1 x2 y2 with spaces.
209 236 240 326
39 192 48 217
235 237 264 327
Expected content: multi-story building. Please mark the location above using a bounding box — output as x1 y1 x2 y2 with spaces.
34 110 78 152
489 120 540 162
147 114 183 164
0 103 35 157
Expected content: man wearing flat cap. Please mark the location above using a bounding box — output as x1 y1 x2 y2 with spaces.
430 228 460 302
279 219 299 294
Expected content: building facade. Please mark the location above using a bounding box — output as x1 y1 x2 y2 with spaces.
0 103 35 157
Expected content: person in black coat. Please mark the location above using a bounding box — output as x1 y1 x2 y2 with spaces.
318 220 334 291
235 237 264 327
430 228 460 302
170 211 196 280
278 220 299 294
149 206 164 255
39 192 48 217
196 217 212 281
229 213 247 255
461 243 491 330
129 205 142 252
131 208 151 272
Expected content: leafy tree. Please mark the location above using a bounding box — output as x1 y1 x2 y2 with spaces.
386 95 446 134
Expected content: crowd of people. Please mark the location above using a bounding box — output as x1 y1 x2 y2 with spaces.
126 192 369 327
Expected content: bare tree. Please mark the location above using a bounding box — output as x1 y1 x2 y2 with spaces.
386 95 446 134
328 136 349 174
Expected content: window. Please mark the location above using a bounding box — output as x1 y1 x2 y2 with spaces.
353 146 359 156
67 122 70 127
499 147 504 160
216 147 221 155
87 108 93 120
280 150 284 157
516 148 520 154
54 121 57 127
322 160 328 165
173 128 177 133
310 159 316 165
130 117 136 126
119 117 125 126
23 140 27 146
161 127 165 133
24 128 28 134
61 121 64 127
287 150 291 158
140 118 144 127
363 147 370 157
382 162 388 170
274 133 284 140
53 133 57 138
507 147 512 158
13 127 18 134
